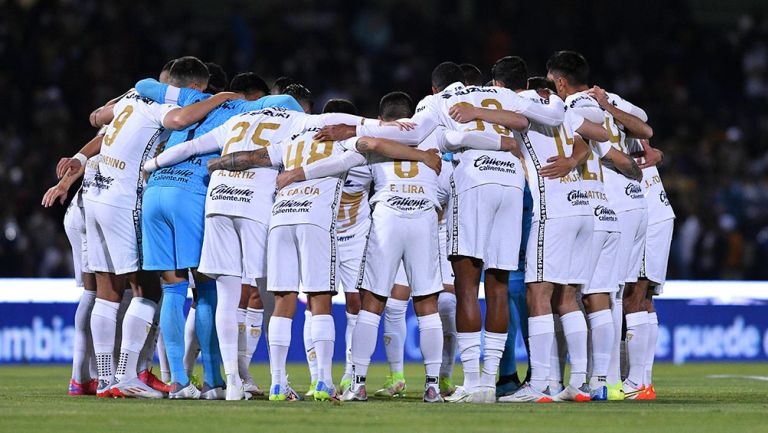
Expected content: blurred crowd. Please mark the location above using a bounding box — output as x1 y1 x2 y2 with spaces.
1 0 767 279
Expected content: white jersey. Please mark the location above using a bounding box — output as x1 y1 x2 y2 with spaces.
640 163 675 224
596 92 647 213
369 122 443 214
202 107 311 222
267 128 358 230
337 167 372 234
86 90 176 210
79 155 101 206
437 159 453 220
413 84 530 194
518 90 591 221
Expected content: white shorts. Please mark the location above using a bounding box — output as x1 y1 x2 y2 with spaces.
267 224 338 293
640 218 674 294
360 205 442 298
582 230 620 295
198 214 268 280
63 202 90 287
337 222 370 293
525 215 593 285
616 208 648 285
394 222 453 287
84 200 140 275
448 184 522 271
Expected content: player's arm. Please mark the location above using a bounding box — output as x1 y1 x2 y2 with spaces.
354 137 441 174
539 134 591 179
55 132 105 178
162 92 242 130
312 117 424 143
442 130 520 155
602 146 643 182
636 138 664 169
448 105 529 131
42 164 85 207
206 148 275 174
588 86 653 139
89 90 131 127
143 130 223 174
278 150 368 189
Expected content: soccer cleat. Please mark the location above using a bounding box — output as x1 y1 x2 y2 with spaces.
112 377 164 399
423 383 444 403
242 377 263 396
547 382 564 396
305 380 317 398
95 379 116 398
498 383 553 403
139 368 170 394
495 380 521 398
375 372 407 397
68 378 98 396
644 384 656 400
444 386 472 403
607 382 625 401
439 377 456 397
622 380 646 400
168 382 201 400
201 386 226 400
313 381 339 401
340 383 368 402
189 374 202 389
269 384 303 402
590 384 608 401
553 384 592 402
225 374 252 401
339 377 353 395
471 386 497 404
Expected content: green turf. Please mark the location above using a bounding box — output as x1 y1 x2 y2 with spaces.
1 363 767 433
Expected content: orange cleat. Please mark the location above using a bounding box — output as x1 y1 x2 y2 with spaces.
644 384 656 400
139 368 170 394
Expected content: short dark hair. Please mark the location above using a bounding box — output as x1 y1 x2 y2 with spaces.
431 62 464 92
379 91 413 121
546 50 589 86
284 84 312 108
322 99 357 115
161 59 176 73
460 63 485 86
204 62 228 94
168 56 209 87
272 76 295 94
526 76 557 93
491 56 528 90
229 72 270 96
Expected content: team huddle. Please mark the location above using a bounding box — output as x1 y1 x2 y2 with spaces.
43 50 674 403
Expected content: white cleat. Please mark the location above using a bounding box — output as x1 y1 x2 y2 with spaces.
553 384 592 402
444 386 473 403
340 383 368 402
225 374 253 401
472 386 496 404
498 383 554 403
423 383 444 403
201 386 226 400
112 377 163 399
622 380 646 400
168 382 201 400
242 377 263 396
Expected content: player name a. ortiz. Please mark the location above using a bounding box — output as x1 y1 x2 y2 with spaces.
473 155 516 173
217 170 256 179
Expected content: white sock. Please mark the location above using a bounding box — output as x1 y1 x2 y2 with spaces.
268 316 292 390
72 290 96 383
383 298 408 374
311 314 335 385
528 314 555 392
587 309 614 383
607 290 623 384
481 331 507 388
351 310 381 380
115 297 156 382
242 308 263 381
456 331 481 391
303 310 318 383
417 313 443 379
343 312 358 379
625 311 649 386
113 291 132 364
236 308 248 378
137 303 161 373
214 275 241 376
91 298 119 383
156 331 171 382
561 311 588 387
645 312 659 386
183 307 199 377
548 314 563 389
437 292 457 379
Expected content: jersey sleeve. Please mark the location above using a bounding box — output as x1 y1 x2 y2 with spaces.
135 79 169 103
145 127 224 173
306 113 365 129
155 103 183 129
266 140 285 168
610 93 649 122
356 116 438 144
258 95 304 112
565 110 586 135
303 148 367 180
509 90 565 127
596 140 613 158
442 130 502 152
567 95 605 124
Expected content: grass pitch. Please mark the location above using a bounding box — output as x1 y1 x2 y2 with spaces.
0 363 766 433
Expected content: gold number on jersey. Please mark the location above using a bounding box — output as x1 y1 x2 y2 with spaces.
251 122 280 147
284 140 306 170
103 105 134 146
480 99 510 135
605 118 625 152
307 140 334 165
581 150 603 182
452 102 484 131
337 191 364 231
393 160 419 178
222 122 250 155
552 124 574 158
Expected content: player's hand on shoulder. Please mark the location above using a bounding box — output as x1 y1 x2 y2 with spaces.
586 85 609 109
276 169 305 190
539 155 575 179
448 104 478 123
421 148 442 175
314 124 356 142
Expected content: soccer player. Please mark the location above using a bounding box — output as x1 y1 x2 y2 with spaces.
83 63 238 398
546 51 653 400
316 62 564 403
236 282 265 396
136 65 304 399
